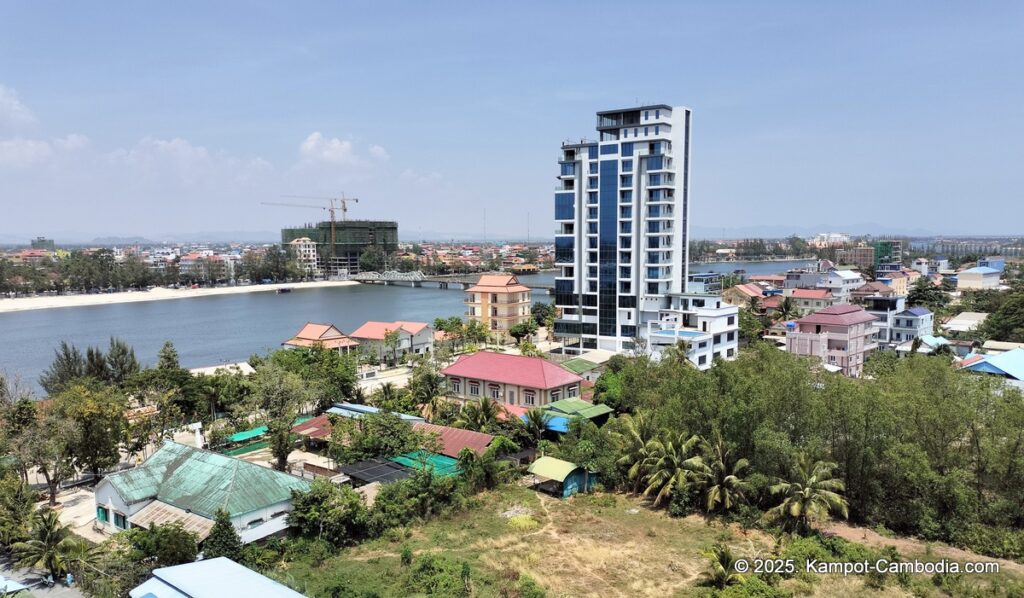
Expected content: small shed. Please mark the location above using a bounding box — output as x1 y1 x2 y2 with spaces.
527 456 595 498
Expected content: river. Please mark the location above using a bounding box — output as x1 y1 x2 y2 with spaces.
0 259 813 392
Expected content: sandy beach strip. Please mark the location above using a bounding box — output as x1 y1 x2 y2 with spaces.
0 280 360 314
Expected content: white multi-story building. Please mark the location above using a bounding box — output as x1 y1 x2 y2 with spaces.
817 269 864 304
289 237 321 277
553 104 738 366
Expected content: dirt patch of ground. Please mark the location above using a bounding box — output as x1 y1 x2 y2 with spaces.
824 521 1024 575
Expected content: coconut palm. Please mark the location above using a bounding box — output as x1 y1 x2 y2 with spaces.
701 543 745 589
776 297 798 322
747 295 763 315
614 411 659 495
692 433 751 513
453 397 502 433
661 340 692 367
641 431 703 506
12 508 94 579
522 408 551 447
457 436 519 492
770 453 849 535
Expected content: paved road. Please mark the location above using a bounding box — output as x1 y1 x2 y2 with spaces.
1 561 85 598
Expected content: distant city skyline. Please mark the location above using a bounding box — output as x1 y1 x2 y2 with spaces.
2 2 1023 238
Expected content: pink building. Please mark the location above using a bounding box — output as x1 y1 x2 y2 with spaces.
785 304 878 377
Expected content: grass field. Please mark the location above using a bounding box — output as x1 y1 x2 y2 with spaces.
275 485 1024 597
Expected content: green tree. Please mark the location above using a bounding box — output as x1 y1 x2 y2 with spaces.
453 397 502 433
614 411 659 494
522 408 551 448
106 337 141 387
770 454 849 535
907 276 949 311
38 341 85 395
981 291 1024 342
383 328 403 366
691 433 750 513
641 431 703 507
358 245 387 273
85 346 111 381
13 509 93 579
247 364 307 471
15 412 79 506
56 382 127 479
203 509 243 561
531 302 557 327
128 521 198 565
332 412 420 463
508 321 537 343
157 341 181 370
456 436 519 493
776 297 798 321
288 478 369 547
700 544 745 589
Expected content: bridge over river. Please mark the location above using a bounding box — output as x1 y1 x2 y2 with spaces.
352 271 554 293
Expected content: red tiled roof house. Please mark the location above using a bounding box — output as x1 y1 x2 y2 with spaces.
284 322 359 353
785 305 878 377
349 320 435 362
441 351 583 408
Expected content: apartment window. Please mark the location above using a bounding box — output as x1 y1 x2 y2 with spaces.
621 175 633 187
622 128 627 138
644 127 649 136
727 348 735 357
588 252 597 263
622 159 633 172
588 281 597 292
620 206 632 219
589 162 598 174
654 125 659 135
655 109 660 118
587 223 597 235
622 142 634 156
619 266 631 278
588 266 597 278
698 355 707 365
621 190 633 202
450 378 461 394
644 110 649 120
96 506 109 524
620 237 632 249
728 331 735 342
588 192 598 204
489 384 501 400
588 146 598 159
568 385 578 398
699 341 707 348
114 512 128 530
714 334 721 344
633 128 638 137
727 316 735 326
619 281 631 293
620 222 631 234
588 207 598 219
469 381 480 396
588 177 598 189
524 390 536 406
551 390 561 401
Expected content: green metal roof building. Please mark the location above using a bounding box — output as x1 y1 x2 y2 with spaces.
95 441 310 541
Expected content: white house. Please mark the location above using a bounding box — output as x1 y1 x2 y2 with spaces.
644 293 740 369
817 269 864 304
957 267 1001 290
94 442 309 544
349 320 435 361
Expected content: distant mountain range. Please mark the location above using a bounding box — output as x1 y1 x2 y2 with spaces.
1 223 1016 247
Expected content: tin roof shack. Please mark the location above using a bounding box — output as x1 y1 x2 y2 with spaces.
130 557 304 598
527 456 596 498
94 441 309 543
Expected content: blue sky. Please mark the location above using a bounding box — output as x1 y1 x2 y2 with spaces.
1 2 1022 240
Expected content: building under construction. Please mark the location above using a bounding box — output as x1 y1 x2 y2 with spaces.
281 220 398 276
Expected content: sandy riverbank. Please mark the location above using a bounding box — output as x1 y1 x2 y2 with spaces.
0 280 360 314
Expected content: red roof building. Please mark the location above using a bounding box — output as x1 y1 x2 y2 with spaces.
292 414 334 440
441 351 583 409
411 422 494 458
348 321 435 360
786 305 878 377
284 322 360 352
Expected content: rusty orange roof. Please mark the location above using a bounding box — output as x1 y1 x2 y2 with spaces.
412 422 494 458
466 274 531 293
350 320 430 340
284 322 360 350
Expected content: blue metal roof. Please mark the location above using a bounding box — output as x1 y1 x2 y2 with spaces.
964 349 1024 381
130 557 304 598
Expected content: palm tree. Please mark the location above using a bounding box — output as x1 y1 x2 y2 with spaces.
776 297 797 322
661 340 692 367
12 509 93 579
770 453 849 535
691 433 750 513
614 411 659 495
457 436 519 492
701 543 745 589
453 397 502 432
374 382 398 406
747 295 763 315
522 408 551 447
641 431 703 506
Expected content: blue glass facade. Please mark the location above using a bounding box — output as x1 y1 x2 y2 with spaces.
555 237 574 263
554 192 574 220
600 144 618 155
587 145 598 159
599 158 619 337
621 142 634 156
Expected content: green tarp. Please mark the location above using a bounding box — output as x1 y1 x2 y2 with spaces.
229 426 268 443
390 451 460 477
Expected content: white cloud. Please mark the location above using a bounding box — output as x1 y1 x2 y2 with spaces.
53 134 90 151
299 132 359 165
399 168 443 188
0 138 52 168
0 85 36 128
369 144 390 161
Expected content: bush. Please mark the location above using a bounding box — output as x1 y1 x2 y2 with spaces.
516 574 547 598
507 515 539 532
717 575 791 598
408 554 469 596
950 523 1024 561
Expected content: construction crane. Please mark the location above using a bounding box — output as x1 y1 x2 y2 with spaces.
262 194 360 273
